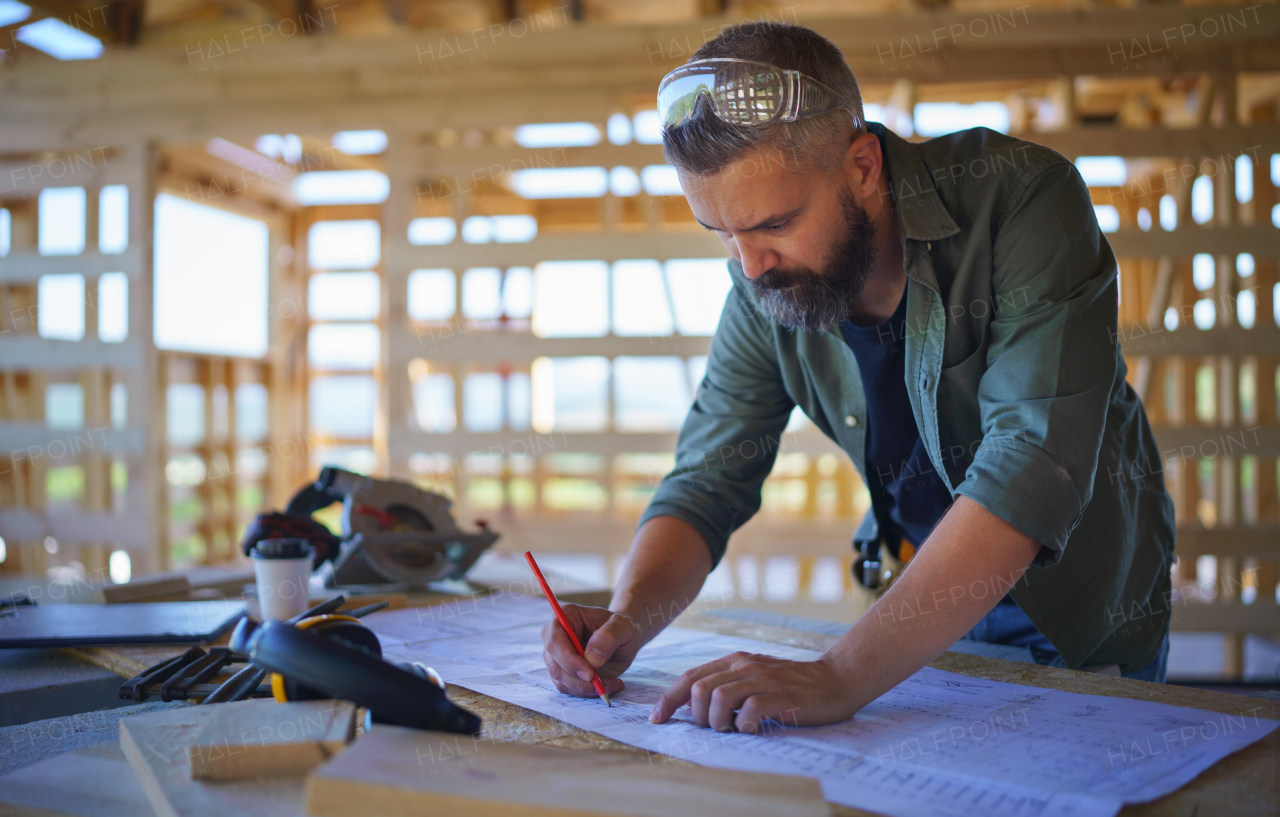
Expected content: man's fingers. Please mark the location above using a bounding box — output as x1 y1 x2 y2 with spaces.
544 649 594 695
736 693 795 735
544 649 625 698
542 620 595 681
707 679 772 732
649 655 737 724
583 613 637 666
687 669 747 727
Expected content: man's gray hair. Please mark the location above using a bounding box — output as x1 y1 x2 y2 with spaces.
662 22 865 177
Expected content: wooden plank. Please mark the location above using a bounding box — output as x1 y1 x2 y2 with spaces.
409 125 1280 177
0 338 145 370
187 699 357 780
0 146 142 198
1107 225 1279 257
2 9 1273 147
385 230 722 269
1175 525 1280 559
387 427 844 458
1031 124 1280 159
0 248 145 283
391 329 712 363
101 574 191 604
304 723 828 817
1118 325 1280 357
1152 425 1280 459
119 698 353 817
0 509 149 549
1170 600 1280 632
3 7 1277 89
0 424 145 457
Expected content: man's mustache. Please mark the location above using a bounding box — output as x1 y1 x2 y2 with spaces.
751 266 819 291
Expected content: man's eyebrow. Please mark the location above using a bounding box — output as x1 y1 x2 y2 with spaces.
696 206 805 233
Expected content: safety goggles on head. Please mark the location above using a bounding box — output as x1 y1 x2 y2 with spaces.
657 58 856 130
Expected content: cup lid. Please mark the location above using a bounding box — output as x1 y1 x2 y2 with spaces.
252 538 315 559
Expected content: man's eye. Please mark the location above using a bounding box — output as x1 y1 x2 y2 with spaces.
765 221 788 232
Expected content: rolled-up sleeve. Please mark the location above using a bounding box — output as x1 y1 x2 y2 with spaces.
953 162 1119 562
637 281 795 567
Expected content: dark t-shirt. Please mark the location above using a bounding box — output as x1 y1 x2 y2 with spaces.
840 283 954 553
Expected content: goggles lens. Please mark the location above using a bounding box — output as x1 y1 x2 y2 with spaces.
658 61 788 128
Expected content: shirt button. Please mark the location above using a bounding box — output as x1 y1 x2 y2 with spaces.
844 415 858 428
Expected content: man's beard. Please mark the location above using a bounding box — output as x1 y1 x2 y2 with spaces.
748 189 878 332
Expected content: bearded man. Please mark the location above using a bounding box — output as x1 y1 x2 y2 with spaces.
539 21 1175 733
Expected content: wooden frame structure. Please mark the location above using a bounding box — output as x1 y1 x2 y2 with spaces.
1 2 1277 676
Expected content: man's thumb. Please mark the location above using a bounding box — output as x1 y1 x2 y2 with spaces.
583 617 622 665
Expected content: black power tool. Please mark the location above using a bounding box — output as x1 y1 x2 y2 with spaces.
229 616 480 735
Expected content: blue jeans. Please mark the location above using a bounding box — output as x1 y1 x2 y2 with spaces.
961 595 1170 682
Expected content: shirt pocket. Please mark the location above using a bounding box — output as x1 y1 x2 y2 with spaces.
936 331 991 483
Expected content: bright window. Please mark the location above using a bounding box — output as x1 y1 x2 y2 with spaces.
309 272 380 321
514 122 600 148
308 220 380 269
533 261 609 337
38 187 86 255
614 357 690 431
332 130 387 155
464 373 505 432
407 269 456 321
97 272 128 342
511 167 607 199
99 185 128 254
462 268 503 320
914 102 1009 136
310 376 377 437
408 217 456 246
294 171 389 206
309 324 380 370
665 259 732 336
154 194 268 357
1074 157 1126 187
37 273 85 340
45 383 84 429
613 260 673 336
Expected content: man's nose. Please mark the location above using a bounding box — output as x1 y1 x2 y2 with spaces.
737 240 777 279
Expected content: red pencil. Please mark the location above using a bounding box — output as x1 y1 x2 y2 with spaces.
524 550 611 707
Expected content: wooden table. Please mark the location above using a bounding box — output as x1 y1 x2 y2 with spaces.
60 596 1279 817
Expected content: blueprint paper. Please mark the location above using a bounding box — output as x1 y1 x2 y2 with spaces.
363 603 1276 817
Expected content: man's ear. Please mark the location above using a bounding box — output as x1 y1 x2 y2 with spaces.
842 132 883 204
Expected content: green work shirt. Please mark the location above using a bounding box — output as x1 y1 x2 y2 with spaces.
639 122 1177 673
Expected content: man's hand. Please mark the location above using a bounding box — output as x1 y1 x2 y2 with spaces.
646 497 1040 733
540 603 643 698
648 652 857 733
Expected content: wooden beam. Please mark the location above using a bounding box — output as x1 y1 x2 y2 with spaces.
1118 326 1280 357
386 229 721 269
0 337 145 370
1152 426 1280 459
1176 526 1280 559
1031 124 1280 159
391 329 712 362
1170 600 1280 633
3 7 1279 147
0 248 146 284
0 508 149 548
0 423 144 456
1107 225 1278 257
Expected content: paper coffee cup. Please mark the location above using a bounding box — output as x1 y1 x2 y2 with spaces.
252 538 315 622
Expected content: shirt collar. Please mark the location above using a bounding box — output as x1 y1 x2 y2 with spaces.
869 121 961 243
